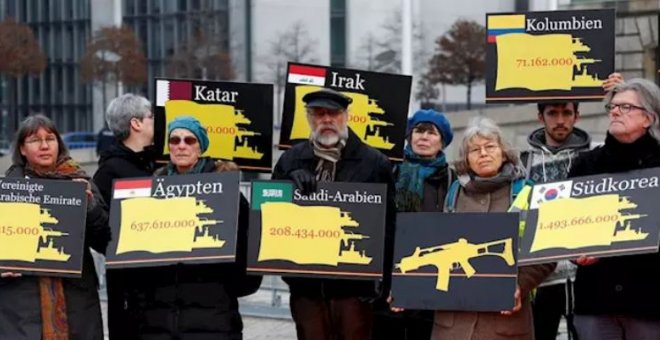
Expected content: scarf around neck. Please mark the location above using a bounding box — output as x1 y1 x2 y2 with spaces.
395 145 448 212
311 138 346 182
458 162 522 194
23 156 86 340
165 157 210 175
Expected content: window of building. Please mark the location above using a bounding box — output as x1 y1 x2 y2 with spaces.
330 0 346 67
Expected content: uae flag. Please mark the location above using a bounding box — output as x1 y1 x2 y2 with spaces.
287 64 327 86
156 79 193 107
113 179 153 199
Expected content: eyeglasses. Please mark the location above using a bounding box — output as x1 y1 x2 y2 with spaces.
468 144 500 156
306 108 344 118
168 136 198 146
605 103 646 114
25 136 58 146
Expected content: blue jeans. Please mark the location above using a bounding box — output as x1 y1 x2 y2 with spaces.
574 314 660 340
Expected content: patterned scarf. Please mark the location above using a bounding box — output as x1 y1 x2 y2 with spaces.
25 156 88 340
395 145 447 212
311 138 345 182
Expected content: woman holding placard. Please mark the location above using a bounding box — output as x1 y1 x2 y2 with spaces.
111 116 261 339
374 109 455 339
0 114 110 339
431 116 555 340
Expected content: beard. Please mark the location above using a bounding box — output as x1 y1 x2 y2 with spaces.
311 123 349 147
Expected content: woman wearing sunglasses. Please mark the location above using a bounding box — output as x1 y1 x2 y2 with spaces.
114 116 261 339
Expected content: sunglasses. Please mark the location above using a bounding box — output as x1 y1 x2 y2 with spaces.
168 136 198 146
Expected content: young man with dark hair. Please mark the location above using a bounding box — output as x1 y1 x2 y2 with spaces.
521 101 590 340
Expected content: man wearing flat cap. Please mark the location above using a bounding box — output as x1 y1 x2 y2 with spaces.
273 88 395 340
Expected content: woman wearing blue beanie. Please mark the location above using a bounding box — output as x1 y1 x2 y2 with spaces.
373 108 455 339
113 116 262 339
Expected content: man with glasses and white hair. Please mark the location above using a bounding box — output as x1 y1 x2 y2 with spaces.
272 88 395 340
92 93 156 339
568 78 660 340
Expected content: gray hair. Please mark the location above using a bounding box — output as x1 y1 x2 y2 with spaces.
606 78 660 143
454 116 520 175
11 114 69 168
106 93 152 141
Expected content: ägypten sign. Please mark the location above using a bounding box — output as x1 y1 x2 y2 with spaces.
520 168 660 266
392 212 519 311
0 178 87 277
154 78 273 172
247 180 387 279
106 172 240 268
278 62 411 161
486 9 615 102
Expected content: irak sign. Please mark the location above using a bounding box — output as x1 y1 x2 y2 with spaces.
279 63 411 161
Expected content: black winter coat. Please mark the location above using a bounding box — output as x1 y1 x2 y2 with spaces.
272 129 395 299
106 159 262 339
93 142 157 206
568 132 660 319
0 165 110 340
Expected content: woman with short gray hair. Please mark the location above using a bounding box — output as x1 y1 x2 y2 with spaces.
431 116 556 340
105 93 153 141
568 78 660 339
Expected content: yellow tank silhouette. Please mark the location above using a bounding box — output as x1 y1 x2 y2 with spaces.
257 202 372 266
531 195 648 252
164 100 263 161
0 203 71 263
495 33 605 91
116 197 225 254
289 85 395 150
396 238 515 291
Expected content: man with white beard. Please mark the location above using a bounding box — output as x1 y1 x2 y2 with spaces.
272 88 395 340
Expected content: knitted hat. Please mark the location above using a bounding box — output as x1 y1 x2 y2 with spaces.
167 116 210 153
406 109 453 147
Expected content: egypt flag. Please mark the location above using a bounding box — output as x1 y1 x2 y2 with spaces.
287 64 327 86
156 80 193 107
530 180 573 209
113 179 153 199
487 14 526 43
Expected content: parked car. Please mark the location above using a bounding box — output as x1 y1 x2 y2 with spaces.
62 131 97 150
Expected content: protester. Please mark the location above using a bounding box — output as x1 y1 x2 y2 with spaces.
93 93 157 205
272 88 395 340
92 93 158 339
0 114 110 339
521 100 589 340
104 116 262 338
373 108 454 339
569 78 660 339
432 116 555 340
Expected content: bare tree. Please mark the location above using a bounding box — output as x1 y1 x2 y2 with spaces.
0 17 46 133
415 74 439 107
262 21 318 125
426 19 486 110
80 26 147 109
165 5 234 81
352 9 428 74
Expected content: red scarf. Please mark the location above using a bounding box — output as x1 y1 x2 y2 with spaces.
26 156 88 340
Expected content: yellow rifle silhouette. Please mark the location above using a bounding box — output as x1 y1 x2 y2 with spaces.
396 238 515 291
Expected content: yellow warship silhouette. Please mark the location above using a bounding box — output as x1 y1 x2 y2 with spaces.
290 85 395 150
164 100 263 160
0 202 71 263
396 238 515 291
116 197 225 254
258 202 372 266
531 195 648 252
495 33 605 91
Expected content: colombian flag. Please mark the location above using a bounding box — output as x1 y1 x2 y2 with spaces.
487 14 526 43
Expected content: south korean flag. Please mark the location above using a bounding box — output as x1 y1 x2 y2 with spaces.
530 180 573 210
